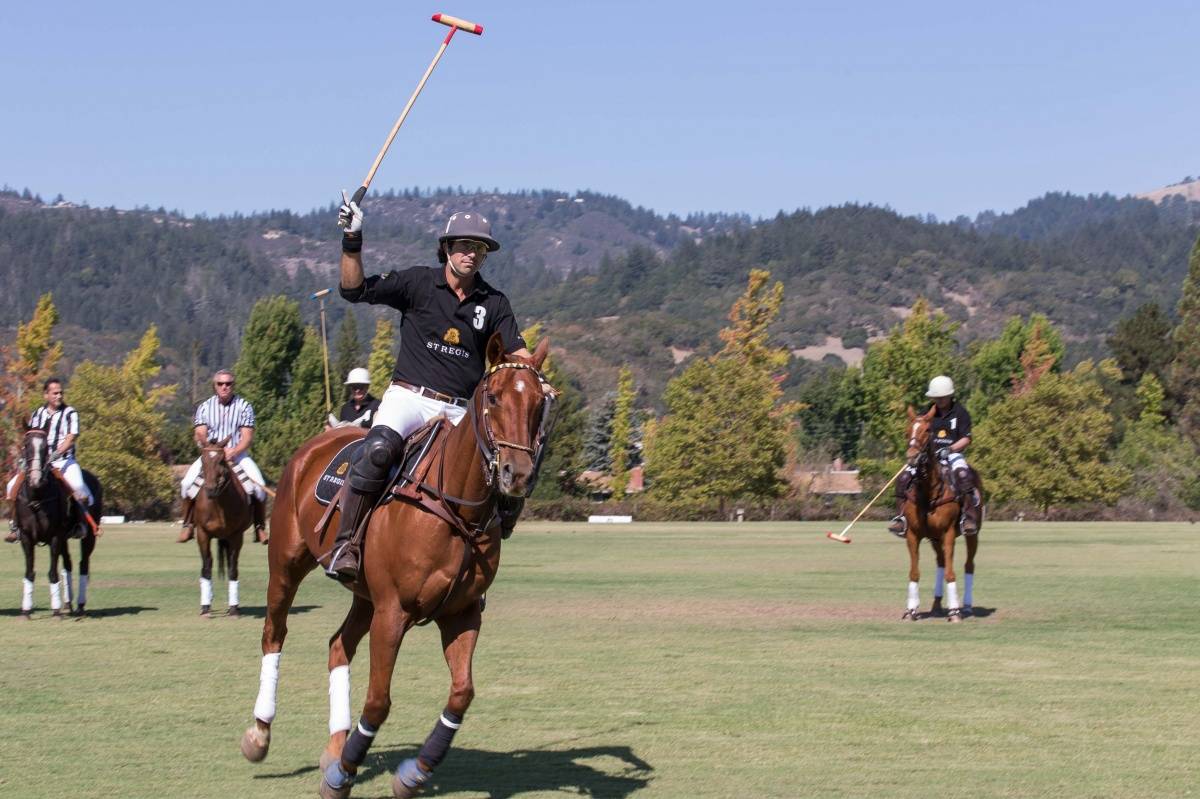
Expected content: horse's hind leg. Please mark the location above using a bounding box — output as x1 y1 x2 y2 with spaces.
60 541 74 613
962 533 979 613
20 536 35 618
47 536 65 617
197 533 214 616
321 601 412 799
241 547 316 763
941 528 962 623
76 532 96 615
226 533 245 617
902 533 921 620
320 594 375 772
393 604 482 798
930 538 946 615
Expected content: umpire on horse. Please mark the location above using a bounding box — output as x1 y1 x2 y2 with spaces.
178 369 268 543
326 198 532 582
888 375 982 537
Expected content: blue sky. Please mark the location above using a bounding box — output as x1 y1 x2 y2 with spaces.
3 1 1196 221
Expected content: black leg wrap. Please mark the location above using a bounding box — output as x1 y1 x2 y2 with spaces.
417 709 463 769
349 426 405 494
341 718 379 767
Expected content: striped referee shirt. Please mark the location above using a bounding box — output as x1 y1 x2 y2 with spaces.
194 395 255 448
29 405 80 461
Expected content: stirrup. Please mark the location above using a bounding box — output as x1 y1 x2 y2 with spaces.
887 515 907 537
325 541 359 583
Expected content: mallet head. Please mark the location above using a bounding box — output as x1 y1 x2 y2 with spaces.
826 531 852 544
432 13 483 35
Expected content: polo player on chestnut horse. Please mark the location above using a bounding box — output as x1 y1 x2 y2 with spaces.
891 376 983 621
240 334 554 799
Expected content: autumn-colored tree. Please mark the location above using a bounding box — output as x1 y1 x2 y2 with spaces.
966 314 1063 422
645 270 797 513
1 293 63 475
71 327 177 517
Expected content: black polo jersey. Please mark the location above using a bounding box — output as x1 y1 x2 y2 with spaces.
340 266 526 398
929 402 971 451
338 396 379 428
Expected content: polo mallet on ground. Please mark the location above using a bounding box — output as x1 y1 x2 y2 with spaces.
310 288 333 414
825 463 908 544
338 12 484 220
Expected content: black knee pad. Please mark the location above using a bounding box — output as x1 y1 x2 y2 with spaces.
350 427 405 494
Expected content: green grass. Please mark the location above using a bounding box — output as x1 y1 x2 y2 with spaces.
1 521 1197 798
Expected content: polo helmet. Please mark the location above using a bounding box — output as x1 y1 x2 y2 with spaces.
926 375 956 398
438 211 500 252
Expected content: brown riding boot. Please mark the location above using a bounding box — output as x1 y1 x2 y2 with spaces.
325 489 376 583
177 497 195 543
252 496 268 543
954 470 981 536
4 519 17 543
887 503 907 537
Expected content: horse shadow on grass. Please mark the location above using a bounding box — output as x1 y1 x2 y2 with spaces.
915 606 997 621
235 604 322 619
255 743 654 798
1 605 156 618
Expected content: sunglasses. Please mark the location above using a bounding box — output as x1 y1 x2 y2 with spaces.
215 381 234 387
450 240 489 256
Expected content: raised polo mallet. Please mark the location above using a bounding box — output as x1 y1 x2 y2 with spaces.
825 463 908 544
338 12 484 221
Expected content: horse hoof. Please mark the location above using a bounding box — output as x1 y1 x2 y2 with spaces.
319 750 338 773
240 726 270 762
74 604 86 618
962 605 973 617
227 605 241 618
947 610 963 623
392 775 421 799
19 612 32 622
319 776 353 799
52 610 65 620
200 605 211 618
901 609 919 621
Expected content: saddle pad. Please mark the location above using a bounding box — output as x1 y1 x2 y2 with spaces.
315 440 364 506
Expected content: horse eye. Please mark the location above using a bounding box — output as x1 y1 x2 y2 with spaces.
487 392 498 405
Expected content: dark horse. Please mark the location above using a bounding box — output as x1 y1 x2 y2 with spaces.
241 335 554 799
192 437 252 617
12 428 102 618
899 405 982 622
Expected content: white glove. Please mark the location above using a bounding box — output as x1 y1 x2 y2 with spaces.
338 190 363 233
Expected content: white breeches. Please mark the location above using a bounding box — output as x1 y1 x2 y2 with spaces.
941 451 970 474
181 453 265 501
371 384 467 438
7 458 93 505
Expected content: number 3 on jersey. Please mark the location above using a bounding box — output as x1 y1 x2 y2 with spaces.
472 306 487 331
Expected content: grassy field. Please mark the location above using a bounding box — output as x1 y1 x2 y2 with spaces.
0 521 1196 798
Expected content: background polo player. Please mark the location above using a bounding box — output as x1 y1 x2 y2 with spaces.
326 198 532 582
178 369 268 543
888 375 982 537
326 367 380 429
5 377 95 542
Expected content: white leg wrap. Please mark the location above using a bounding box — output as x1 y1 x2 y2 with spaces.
21 578 34 612
200 577 213 606
62 570 72 607
49 580 62 611
906 581 920 611
934 567 945 598
329 665 352 735
77 575 89 606
228 580 240 607
964 573 974 607
946 581 960 610
254 652 282 723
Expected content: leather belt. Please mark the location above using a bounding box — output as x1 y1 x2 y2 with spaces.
393 380 468 408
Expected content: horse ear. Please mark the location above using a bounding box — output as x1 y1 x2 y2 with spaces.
486 333 505 367
217 436 231 448
923 404 937 420
531 338 550 370
906 406 916 422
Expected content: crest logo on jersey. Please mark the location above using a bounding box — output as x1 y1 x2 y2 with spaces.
443 328 462 345
937 430 947 438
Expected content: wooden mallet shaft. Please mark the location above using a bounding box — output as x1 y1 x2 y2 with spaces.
826 463 908 544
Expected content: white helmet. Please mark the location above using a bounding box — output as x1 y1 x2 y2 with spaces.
344 367 370 386
926 375 955 398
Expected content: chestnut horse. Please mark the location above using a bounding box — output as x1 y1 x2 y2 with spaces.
899 406 982 622
192 438 252 617
12 428 102 618
241 335 555 799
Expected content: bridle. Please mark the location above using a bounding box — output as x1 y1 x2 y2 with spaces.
469 361 558 494
23 429 48 490
201 445 232 498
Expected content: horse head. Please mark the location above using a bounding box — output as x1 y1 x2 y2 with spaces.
23 427 49 490
200 436 233 499
472 334 557 498
904 405 937 468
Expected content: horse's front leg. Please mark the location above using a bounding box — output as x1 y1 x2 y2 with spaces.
963 532 979 613
941 524 961 623
393 603 482 799
60 539 74 614
77 531 96 616
321 601 412 799
226 532 245 617
47 535 65 618
197 533 214 617
320 594 375 773
930 538 946 616
903 531 921 620
20 534 35 619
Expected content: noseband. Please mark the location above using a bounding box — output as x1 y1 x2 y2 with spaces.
469 361 558 492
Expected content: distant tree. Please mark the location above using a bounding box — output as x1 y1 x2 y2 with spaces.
332 309 362 401
609 367 636 496
0 294 63 475
1171 234 1200 438
522 323 587 499
973 359 1128 512
966 314 1063 423
233 296 304 413
1116 373 1200 512
583 393 615 472
71 327 176 517
1108 302 1173 385
795 365 864 462
255 326 326 476
367 318 396 398
646 270 797 513
859 298 958 454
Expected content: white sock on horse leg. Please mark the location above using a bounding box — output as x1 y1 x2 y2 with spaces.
77 575 89 606
49 580 62 611
228 580 239 607
200 577 213 607
61 570 72 606
329 665 352 735
934 567 945 598
907 581 920 610
21 578 34 612
946 581 960 610
254 652 282 723
964 573 974 607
